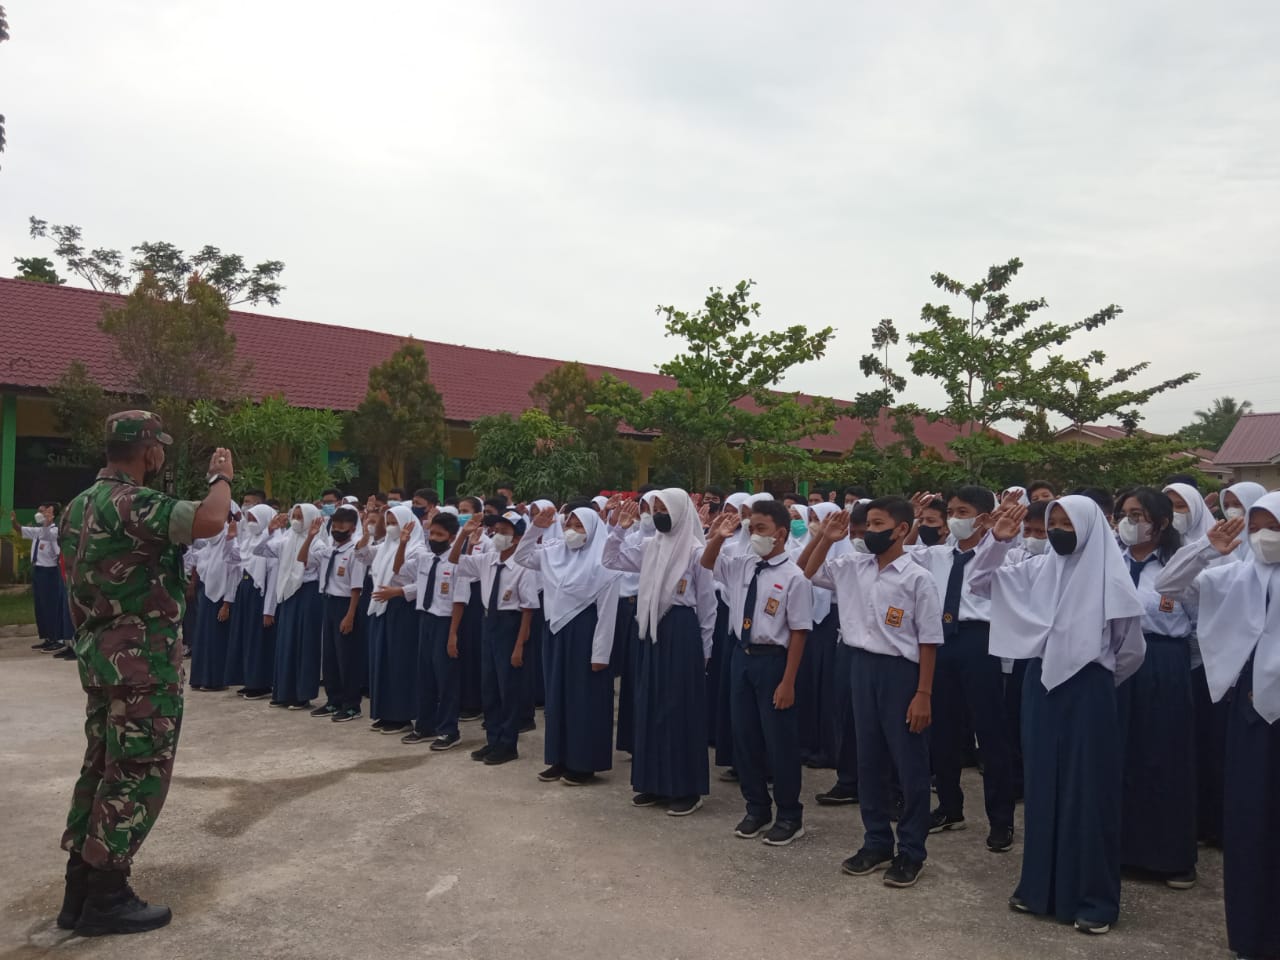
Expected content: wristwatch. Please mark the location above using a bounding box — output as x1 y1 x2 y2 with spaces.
207 474 232 488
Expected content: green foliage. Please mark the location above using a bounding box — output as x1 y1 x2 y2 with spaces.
26 217 285 305
343 342 448 488
50 361 114 464
1178 396 1252 451
593 280 840 488
462 410 599 503
13 256 65 284
529 363 635 489
985 434 1202 493
219 395 355 506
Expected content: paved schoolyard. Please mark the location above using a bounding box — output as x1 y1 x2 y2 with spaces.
0 638 1232 960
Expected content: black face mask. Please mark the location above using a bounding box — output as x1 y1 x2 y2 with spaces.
411 505 428 519
918 524 943 547
653 512 673 533
331 528 353 544
427 538 451 555
864 528 898 555
704 501 722 515
1048 529 1077 556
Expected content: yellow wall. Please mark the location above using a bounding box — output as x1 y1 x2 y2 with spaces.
16 395 60 435
1226 464 1280 489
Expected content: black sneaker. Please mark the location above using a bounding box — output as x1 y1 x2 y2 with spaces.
30 639 48 649
243 689 272 700
632 792 664 807
401 731 433 745
234 687 248 696
883 853 925 888
39 639 62 652
483 745 519 765
519 719 536 733
1165 868 1197 890
332 708 361 723
666 796 703 817
1073 918 1110 935
733 815 771 839
75 869 172 936
54 648 78 660
470 744 494 762
309 703 338 718
816 784 858 806
761 820 805 846
719 767 739 782
370 719 388 730
538 764 566 782
987 825 1015 853
379 722 410 735
1008 896 1031 914
928 808 966 833
560 770 597 786
268 700 290 709
287 701 313 711
459 710 483 722
430 733 461 751
842 848 894 876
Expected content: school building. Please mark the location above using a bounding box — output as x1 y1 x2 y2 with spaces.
1213 412 1280 488
0 275 980 519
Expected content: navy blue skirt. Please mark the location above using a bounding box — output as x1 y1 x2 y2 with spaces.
529 597 546 708
1222 660 1280 960
1117 634 1196 874
714 601 736 768
190 593 232 689
612 595 639 754
233 578 272 690
32 565 73 642
706 597 729 747
220 576 255 688
543 605 614 773
1017 659 1121 926
632 606 709 798
368 597 418 723
273 582 322 704
1191 664 1227 845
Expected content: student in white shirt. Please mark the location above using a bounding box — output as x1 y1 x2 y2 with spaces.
231 503 278 701
308 506 367 723
454 496 487 721
804 499 941 887
404 512 463 750
451 511 539 765
702 499 813 848
14 503 74 654
604 490 717 816
365 505 423 735
258 504 324 709
713 491 753 776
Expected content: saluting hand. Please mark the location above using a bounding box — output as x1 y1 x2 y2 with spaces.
308 516 325 538
618 500 640 530
823 510 849 542
400 524 413 545
530 504 556 529
990 503 1027 542
1208 517 1246 555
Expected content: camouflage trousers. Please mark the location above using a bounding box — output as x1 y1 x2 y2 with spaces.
60 683 184 870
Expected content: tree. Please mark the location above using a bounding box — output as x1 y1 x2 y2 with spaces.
50 361 113 464
219 395 355 506
26 217 285 306
529 362 635 489
462 410 600 504
1179 396 1253 451
593 280 841 489
343 342 448 489
13 256 65 284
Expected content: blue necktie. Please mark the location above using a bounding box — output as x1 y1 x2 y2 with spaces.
740 560 770 645
487 563 505 616
1128 555 1153 588
324 548 339 592
423 556 440 609
942 549 975 638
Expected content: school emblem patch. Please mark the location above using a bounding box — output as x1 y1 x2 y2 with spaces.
502 589 512 603
1158 596 1175 613
764 597 780 616
677 578 687 595
885 607 905 628
942 612 954 623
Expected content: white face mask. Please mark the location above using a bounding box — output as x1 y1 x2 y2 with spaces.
1022 536 1048 555
1224 507 1245 521
948 516 978 541
1172 512 1192 534
33 512 49 526
490 533 513 552
384 523 399 541
851 537 870 554
563 528 587 550
639 514 655 534
246 520 261 537
750 533 777 557
290 519 304 534
1117 517 1154 547
1250 529 1280 564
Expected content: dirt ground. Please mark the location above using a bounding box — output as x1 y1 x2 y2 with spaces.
0 638 1234 960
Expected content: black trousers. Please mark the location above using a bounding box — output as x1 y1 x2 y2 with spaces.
321 594 363 711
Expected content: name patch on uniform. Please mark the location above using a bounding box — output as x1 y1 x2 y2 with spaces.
336 566 346 577
440 582 449 595
677 578 687 595
1158 596 1176 613
503 589 513 603
764 597 780 616
885 607 905 628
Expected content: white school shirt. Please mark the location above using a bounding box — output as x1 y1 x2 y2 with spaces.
21 524 61 567
414 550 460 617
811 552 943 662
1122 548 1195 639
312 540 368 599
908 538 992 622
256 530 321 585
712 551 813 649
456 549 540 613
602 524 718 658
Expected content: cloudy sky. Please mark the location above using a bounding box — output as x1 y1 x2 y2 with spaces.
3 1 1277 432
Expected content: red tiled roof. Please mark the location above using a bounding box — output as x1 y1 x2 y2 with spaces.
1214 413 1280 466
1055 423 1159 441
0 277 994 458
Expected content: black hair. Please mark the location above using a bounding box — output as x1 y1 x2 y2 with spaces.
778 491 801 505
637 483 659 497
1025 500 1049 523
458 496 482 513
1071 486 1114 517
388 487 406 498
1027 480 1055 497
842 485 871 501
321 488 342 500
267 499 282 510
413 487 440 504
751 499 791 531
483 497 508 514
430 513 460 538
1121 486 1182 563
243 488 268 502
921 497 947 517
562 498 593 514
866 495 915 529
38 500 59 511
496 480 515 491
849 503 870 526
1164 473 1199 491
703 485 725 499
372 491 389 506
332 506 359 526
443 496 459 507
949 485 996 513
1111 488 1134 523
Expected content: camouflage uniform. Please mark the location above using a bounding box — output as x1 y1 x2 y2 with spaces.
58 412 200 871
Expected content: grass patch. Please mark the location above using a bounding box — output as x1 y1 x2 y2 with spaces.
0 590 36 626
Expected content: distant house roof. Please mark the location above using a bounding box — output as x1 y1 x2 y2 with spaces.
1215 413 1280 466
0 277 999 459
1054 423 1155 442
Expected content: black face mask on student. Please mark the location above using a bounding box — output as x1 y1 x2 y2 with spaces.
427 539 451 556
918 524 943 547
653 513 673 533
704 501 721 515
411 505 428 519
1048 529 1077 556
330 528 353 544
864 528 898 555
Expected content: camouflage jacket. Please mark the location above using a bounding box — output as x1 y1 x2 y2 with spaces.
60 468 200 687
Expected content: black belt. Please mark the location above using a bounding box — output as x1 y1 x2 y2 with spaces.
742 643 786 657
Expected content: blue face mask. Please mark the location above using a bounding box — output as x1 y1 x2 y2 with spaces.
790 518 809 538
321 503 337 517
387 500 402 509
457 513 473 525
411 505 427 519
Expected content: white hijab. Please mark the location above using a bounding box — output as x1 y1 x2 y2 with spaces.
368 504 423 617
244 503 278 592
539 507 621 632
1164 482 1215 541
276 503 322 604
636 489 705 642
1197 492 1280 722
531 499 564 539
591 495 609 511
807 502 848 623
989 495 1145 691
1001 486 1030 507
1224 481 1269 560
785 502 810 556
198 500 240 602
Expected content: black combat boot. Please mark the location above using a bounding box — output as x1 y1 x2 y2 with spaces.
74 866 172 936
55 852 89 930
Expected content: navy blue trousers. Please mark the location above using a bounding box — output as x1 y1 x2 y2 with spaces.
706 598 729 747
714 621 737 768
850 648 930 861
481 610 525 750
321 594 364 711
799 605 839 767
730 643 802 823
543 606 614 773
190 593 232 689
1191 664 1226 845
1223 660 1280 960
633 606 709 798
1018 659 1121 926
1117 634 1196 874
414 613 459 737
832 640 859 791
930 621 1015 831
612 595 639 753
368 597 417 724
458 583 484 714
32 565 72 642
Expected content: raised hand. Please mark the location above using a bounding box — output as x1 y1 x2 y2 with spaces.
1208 517 1246 555
530 504 556 529
269 513 288 532
698 503 711 527
618 500 641 529
909 492 936 517
399 524 413 545
208 447 234 480
823 510 850 542
463 514 484 536
309 516 325 537
990 503 1027 542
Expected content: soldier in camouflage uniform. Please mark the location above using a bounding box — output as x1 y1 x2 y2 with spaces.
54 411 234 937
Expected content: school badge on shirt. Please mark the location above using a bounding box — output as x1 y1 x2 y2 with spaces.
1158 596 1176 613
764 597 780 616
502 589 512 603
885 607 905 628
677 578 688 595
